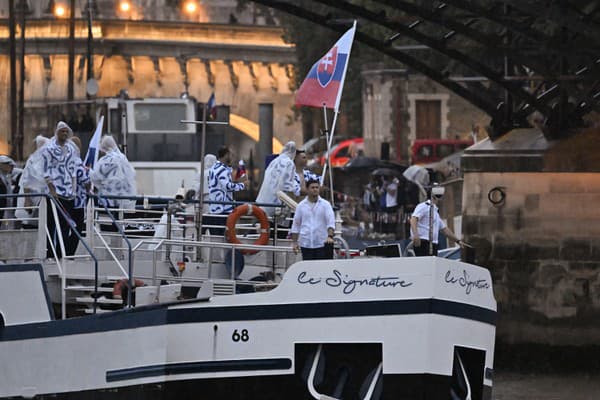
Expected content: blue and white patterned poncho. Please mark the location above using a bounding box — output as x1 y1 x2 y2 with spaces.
41 137 78 198
207 161 245 214
293 169 321 196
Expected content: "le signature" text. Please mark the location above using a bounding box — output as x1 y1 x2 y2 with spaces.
444 269 490 295
297 270 413 295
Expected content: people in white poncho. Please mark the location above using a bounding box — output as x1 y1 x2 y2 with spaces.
255 141 297 217
90 135 137 210
16 135 50 226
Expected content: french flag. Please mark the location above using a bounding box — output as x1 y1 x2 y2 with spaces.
84 115 104 169
295 22 356 112
207 92 217 120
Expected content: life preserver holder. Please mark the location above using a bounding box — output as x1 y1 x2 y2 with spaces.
226 204 270 255
113 278 145 300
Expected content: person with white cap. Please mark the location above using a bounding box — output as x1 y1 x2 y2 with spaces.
40 121 79 257
410 185 462 256
90 135 137 210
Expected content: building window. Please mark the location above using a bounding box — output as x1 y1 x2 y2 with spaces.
415 100 441 139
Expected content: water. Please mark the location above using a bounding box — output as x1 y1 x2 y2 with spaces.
493 371 600 399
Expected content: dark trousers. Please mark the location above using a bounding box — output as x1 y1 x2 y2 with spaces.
65 207 85 256
46 197 77 258
202 214 228 236
301 244 334 260
414 240 438 256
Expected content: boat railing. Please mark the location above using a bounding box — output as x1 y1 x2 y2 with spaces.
0 192 101 317
93 196 136 308
131 237 297 292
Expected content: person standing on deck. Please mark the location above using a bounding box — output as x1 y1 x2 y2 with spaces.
17 135 50 227
41 121 79 258
0 155 20 229
256 141 297 217
206 146 248 236
290 179 336 260
292 148 320 200
66 136 91 255
410 185 462 256
90 135 137 211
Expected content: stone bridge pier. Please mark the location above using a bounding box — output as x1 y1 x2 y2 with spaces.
462 128 600 351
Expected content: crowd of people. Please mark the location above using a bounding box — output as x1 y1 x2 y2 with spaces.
1 125 461 261
360 174 422 239
0 121 137 259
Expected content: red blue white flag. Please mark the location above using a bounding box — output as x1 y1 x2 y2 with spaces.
207 93 217 120
84 115 104 169
295 22 356 112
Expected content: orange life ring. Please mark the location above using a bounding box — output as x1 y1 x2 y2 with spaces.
113 278 145 299
226 204 270 255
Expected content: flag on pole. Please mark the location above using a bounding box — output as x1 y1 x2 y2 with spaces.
207 93 217 120
295 22 357 112
84 115 104 169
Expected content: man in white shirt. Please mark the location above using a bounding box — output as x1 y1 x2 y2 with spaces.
410 185 462 256
290 179 336 260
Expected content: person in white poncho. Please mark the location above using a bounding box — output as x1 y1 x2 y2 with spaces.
90 135 137 210
16 135 50 226
256 141 297 218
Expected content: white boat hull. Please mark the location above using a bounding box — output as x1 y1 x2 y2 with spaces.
0 257 496 399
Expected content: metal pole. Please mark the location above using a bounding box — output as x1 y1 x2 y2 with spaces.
86 0 94 82
16 0 26 161
428 195 434 256
197 103 207 244
67 0 75 108
9 0 17 159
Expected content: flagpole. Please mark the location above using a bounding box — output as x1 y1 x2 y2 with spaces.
320 104 335 204
196 102 208 251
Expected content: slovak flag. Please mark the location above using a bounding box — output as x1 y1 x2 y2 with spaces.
207 92 217 120
84 115 104 169
295 22 356 112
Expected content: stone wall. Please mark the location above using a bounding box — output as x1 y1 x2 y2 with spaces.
462 129 600 345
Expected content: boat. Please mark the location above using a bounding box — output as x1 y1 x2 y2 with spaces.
0 193 496 399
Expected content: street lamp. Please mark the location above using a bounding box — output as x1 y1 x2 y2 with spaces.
54 2 67 18
119 1 131 13
183 1 198 15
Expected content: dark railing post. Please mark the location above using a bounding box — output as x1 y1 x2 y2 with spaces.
98 197 134 309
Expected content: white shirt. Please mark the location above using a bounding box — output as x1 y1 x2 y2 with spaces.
385 180 398 208
411 200 446 243
291 196 336 249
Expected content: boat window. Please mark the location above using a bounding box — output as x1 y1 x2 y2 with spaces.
132 103 189 132
128 133 199 162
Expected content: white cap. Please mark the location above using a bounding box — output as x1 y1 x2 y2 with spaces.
0 155 16 166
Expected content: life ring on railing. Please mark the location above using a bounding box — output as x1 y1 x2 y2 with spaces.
113 279 145 299
226 204 270 255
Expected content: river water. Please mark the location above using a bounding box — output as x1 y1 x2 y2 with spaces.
492 372 600 399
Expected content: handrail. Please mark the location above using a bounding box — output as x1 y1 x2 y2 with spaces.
96 196 135 309
92 225 129 277
132 237 297 287
87 193 288 211
45 194 100 314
